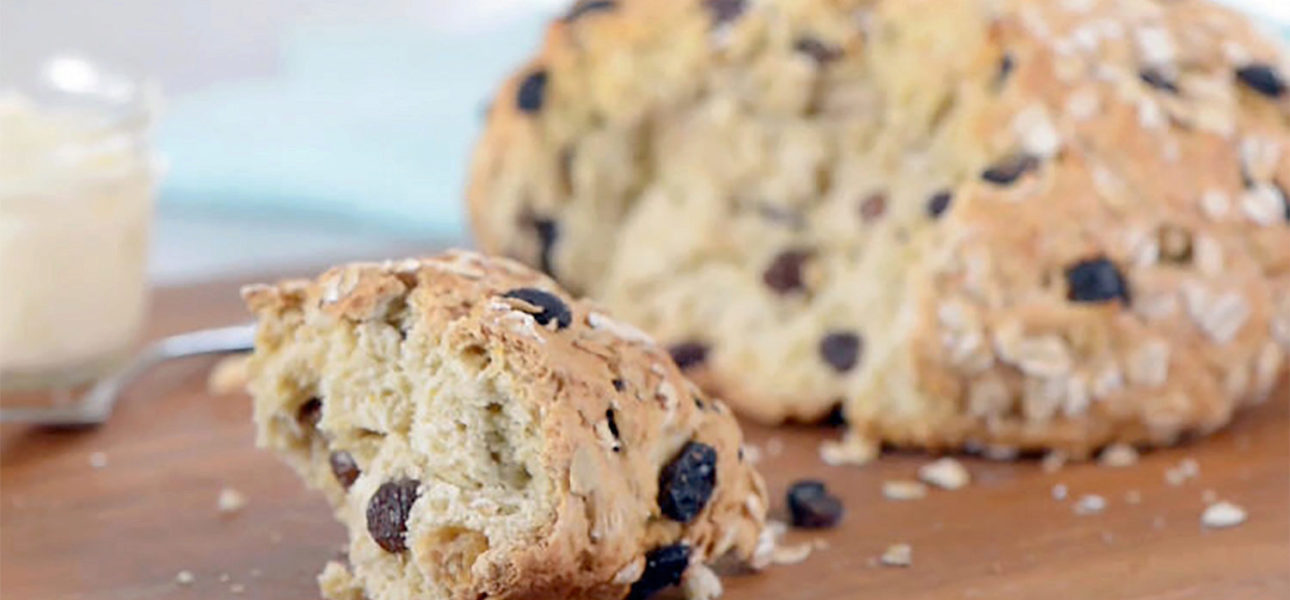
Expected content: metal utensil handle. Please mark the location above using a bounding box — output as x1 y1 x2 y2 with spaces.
0 322 257 425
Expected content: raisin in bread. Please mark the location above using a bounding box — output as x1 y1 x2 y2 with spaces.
242 250 769 600
467 0 1290 457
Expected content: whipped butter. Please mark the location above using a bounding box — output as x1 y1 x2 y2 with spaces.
0 93 158 388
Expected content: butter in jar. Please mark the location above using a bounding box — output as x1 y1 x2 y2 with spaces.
0 58 161 390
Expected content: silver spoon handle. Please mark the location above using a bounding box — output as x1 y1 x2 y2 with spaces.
0 322 257 426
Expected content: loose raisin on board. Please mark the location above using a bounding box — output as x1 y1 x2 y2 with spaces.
787 480 844 528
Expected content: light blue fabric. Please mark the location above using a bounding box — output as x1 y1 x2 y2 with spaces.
157 16 1290 237
157 17 550 237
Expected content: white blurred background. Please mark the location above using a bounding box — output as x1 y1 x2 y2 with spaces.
2 0 1286 284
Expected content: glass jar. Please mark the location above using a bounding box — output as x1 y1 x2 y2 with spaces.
0 56 161 391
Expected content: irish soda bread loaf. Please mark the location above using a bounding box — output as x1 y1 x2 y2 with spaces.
468 0 1290 457
242 250 768 600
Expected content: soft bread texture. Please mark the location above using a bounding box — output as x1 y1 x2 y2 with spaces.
468 0 1290 456
243 250 768 600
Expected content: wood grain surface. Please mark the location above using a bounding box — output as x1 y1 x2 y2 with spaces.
2 277 1287 600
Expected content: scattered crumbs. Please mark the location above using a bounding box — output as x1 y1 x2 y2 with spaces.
1052 483 1069 501
879 543 913 568
88 451 109 469
1098 443 1139 468
175 571 195 586
1041 451 1067 473
1152 515 1168 530
819 432 878 467
742 443 763 465
750 519 789 570
883 480 929 501
230 583 246 594
1164 458 1199 486
1201 489 1218 504
1074 494 1107 516
207 353 250 396
217 487 248 514
1125 490 1142 505
772 541 815 565
218 573 231 583
1201 501 1247 528
765 437 785 457
1100 531 1115 545
919 458 971 490
682 563 723 600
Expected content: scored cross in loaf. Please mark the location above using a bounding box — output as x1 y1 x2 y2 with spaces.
468 0 1290 457
242 250 769 600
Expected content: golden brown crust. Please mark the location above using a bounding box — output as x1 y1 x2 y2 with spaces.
244 250 767 600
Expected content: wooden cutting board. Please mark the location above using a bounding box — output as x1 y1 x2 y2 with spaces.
2 276 1288 600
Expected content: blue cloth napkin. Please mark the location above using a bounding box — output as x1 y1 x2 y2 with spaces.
157 17 550 237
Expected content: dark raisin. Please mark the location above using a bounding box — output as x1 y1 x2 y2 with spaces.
296 397 322 428
626 544 691 600
531 217 559 277
605 409 620 441
995 53 1015 88
787 479 844 528
564 0 616 21
1065 257 1131 304
330 451 360 489
859 192 888 222
516 70 549 113
657 442 717 522
502 288 572 329
612 378 626 392
366 479 420 553
821 403 847 428
1236 63 1287 98
1139 67 1180 94
794 37 841 64
762 248 812 294
819 331 862 373
927 190 953 218
704 0 746 24
981 154 1038 186
693 396 705 410
1157 225 1193 264
1280 182 1290 222
668 342 708 370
